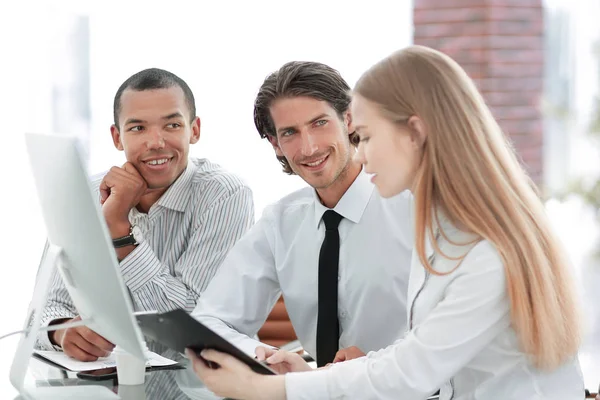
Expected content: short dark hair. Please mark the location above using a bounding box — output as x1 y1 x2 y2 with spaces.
253 61 358 174
113 68 196 127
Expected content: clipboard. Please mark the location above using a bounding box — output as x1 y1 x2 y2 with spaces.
135 309 276 375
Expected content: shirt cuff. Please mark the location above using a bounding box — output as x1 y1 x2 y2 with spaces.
120 241 163 293
285 368 331 400
37 318 67 351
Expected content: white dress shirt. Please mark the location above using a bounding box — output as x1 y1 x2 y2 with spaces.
191 170 413 359
36 158 255 350
285 213 584 400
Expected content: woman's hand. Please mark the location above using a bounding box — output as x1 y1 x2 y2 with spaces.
255 347 313 374
186 348 287 400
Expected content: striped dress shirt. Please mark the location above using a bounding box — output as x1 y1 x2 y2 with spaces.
36 157 254 350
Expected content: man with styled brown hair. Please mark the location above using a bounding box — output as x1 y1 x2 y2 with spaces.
192 61 413 368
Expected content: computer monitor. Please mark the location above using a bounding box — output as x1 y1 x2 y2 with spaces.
10 132 145 397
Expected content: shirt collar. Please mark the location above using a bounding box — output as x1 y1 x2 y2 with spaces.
313 169 374 228
155 160 196 212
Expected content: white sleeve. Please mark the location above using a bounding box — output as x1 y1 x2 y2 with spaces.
285 242 510 400
191 209 281 356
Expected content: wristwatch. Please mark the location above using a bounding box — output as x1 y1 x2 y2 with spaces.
112 225 143 248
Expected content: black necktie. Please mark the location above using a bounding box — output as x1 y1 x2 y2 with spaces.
316 209 343 367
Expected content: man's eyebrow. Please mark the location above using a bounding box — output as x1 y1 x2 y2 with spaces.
277 124 297 134
124 118 146 125
162 112 184 120
307 113 330 124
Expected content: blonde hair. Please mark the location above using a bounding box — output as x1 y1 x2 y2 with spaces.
354 45 581 370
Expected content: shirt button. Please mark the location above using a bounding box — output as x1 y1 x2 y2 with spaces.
340 311 347 319
338 275 341 281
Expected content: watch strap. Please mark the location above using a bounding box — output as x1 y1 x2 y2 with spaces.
112 226 138 248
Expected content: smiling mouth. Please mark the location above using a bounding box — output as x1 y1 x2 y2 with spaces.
301 155 329 168
143 157 173 166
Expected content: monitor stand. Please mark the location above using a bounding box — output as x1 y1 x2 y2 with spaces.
9 243 119 399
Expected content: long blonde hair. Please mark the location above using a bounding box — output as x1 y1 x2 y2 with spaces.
354 45 581 370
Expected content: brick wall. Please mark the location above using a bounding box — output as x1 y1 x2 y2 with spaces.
413 0 545 186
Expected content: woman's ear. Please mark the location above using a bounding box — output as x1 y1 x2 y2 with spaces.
408 116 427 150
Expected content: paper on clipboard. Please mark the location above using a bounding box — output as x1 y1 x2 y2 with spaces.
33 349 178 372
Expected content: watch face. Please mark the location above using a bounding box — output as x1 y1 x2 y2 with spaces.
132 226 144 243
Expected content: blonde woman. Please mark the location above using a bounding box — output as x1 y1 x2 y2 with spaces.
185 45 584 400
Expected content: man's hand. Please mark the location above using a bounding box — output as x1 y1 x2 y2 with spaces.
333 346 365 363
51 316 115 362
99 162 147 237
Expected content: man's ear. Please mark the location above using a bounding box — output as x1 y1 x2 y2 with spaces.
407 116 427 150
110 125 124 151
267 135 284 157
344 111 354 135
190 116 201 144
